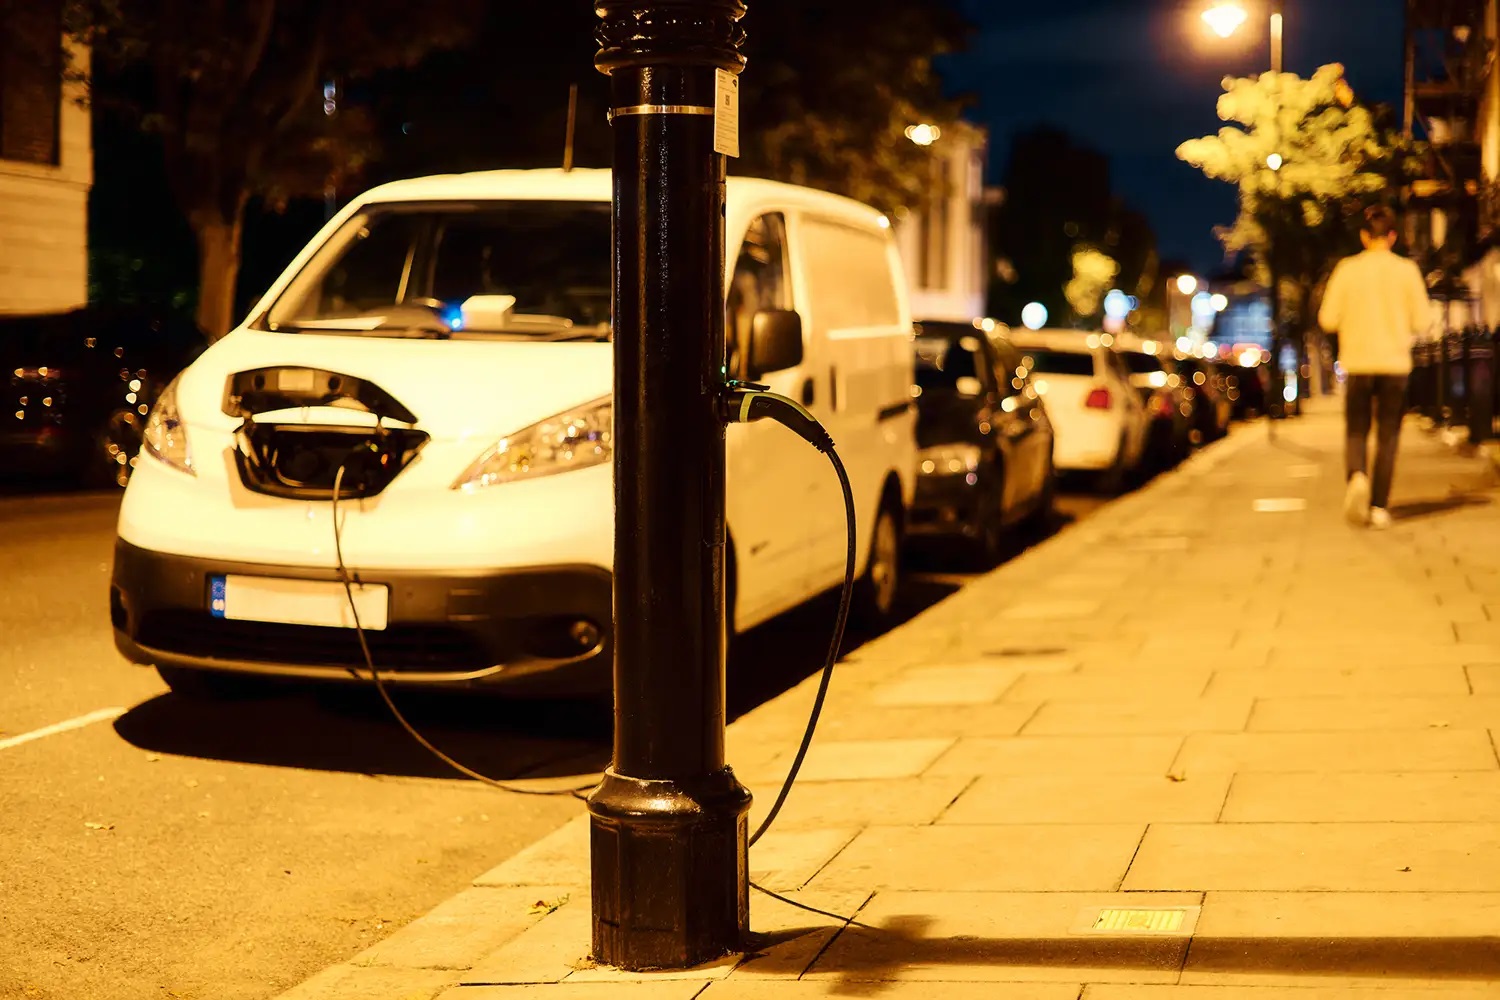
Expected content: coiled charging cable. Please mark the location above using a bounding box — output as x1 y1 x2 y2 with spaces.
330 386 862 915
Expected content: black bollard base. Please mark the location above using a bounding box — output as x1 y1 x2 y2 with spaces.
588 767 752 970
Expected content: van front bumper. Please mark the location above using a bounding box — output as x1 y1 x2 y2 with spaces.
110 539 613 698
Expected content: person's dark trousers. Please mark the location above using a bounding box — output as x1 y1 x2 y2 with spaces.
1346 373 1409 509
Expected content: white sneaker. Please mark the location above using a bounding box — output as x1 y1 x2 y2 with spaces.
1369 507 1392 530
1343 472 1371 526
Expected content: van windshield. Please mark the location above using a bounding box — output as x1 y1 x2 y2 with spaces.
261 201 613 339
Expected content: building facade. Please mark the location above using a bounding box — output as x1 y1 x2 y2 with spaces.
893 125 994 323
0 0 91 316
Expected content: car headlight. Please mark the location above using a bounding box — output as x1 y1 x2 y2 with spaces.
142 375 194 475
918 443 982 476
454 396 613 490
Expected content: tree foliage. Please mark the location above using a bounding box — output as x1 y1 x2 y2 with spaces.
66 0 481 336
1176 63 1424 326
1065 247 1120 319
734 0 973 216
988 127 1158 328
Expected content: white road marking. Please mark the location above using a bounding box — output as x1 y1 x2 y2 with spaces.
0 707 126 751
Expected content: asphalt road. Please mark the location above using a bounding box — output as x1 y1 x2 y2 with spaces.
0 484 1108 1000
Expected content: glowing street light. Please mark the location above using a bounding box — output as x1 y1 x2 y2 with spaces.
1211 293 1229 312
1021 302 1049 330
905 123 941 147
1266 152 1284 171
1176 275 1199 296
1202 1 1248 38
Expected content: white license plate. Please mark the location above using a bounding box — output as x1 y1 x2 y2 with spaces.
209 575 389 630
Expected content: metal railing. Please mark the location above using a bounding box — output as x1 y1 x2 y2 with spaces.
1409 326 1497 443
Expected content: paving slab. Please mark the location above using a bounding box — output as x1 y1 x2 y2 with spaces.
1205 667 1471 698
1004 668 1215 702
474 819 589 889
1182 891 1500 988
867 664 1023 706
926 736 1183 776
443 984 709 999
276 963 455 1000
748 828 861 892
1467 663 1500 693
939 772 1232 825
804 891 1200 984
1124 823 1500 892
353 885 575 971
738 888 872 978
1170 731 1499 773
1220 772 1500 822
746 775 972 831
808 824 1145 892
1022 699 1254 736
741 739 955 784
705 982 1082 998
1086 986 1500 998
1248 695 1500 731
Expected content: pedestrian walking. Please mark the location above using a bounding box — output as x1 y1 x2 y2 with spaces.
1317 205 1433 530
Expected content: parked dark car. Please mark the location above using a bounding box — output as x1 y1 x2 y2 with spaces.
1117 342 1193 468
907 320 1056 566
1211 358 1271 420
1171 356 1233 443
1 306 209 487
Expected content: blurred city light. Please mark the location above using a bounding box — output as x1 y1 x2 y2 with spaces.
1176 275 1198 295
1176 336 1195 354
1210 293 1229 312
1202 1 1249 38
1266 152 1283 171
1021 302 1049 330
1103 289 1131 320
905 123 941 146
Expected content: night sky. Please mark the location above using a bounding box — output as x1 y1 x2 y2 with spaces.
938 0 1407 273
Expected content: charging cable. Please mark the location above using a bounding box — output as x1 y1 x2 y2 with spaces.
328 383 860 904
331 455 593 798
722 383 856 848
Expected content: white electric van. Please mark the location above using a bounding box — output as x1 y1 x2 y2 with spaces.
110 169 917 699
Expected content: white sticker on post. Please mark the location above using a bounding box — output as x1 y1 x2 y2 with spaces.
714 68 740 158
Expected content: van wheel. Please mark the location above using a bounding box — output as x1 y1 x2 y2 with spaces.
853 502 901 627
156 666 269 700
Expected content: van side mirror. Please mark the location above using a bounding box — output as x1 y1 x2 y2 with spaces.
747 309 803 378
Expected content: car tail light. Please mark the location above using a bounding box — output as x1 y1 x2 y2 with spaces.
1085 387 1112 409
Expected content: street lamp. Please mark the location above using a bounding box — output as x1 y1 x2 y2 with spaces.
1266 152 1283 171
1202 2 1248 39
1202 0 1285 73
905 123 941 146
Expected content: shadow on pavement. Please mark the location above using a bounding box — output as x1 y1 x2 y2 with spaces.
1390 494 1493 522
750 915 1500 992
114 685 612 782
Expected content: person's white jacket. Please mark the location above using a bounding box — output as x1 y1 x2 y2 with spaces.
1318 246 1433 375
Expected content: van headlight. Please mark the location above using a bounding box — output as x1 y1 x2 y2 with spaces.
454 396 613 490
142 375 194 475
918 443 982 476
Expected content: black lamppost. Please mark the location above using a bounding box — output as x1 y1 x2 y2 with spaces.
586 0 752 972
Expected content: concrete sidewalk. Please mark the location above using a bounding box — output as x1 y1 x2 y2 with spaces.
278 404 1500 999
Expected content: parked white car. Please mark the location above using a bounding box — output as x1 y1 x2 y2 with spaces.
110 168 917 699
1006 329 1148 491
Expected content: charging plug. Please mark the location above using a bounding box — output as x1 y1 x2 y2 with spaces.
721 386 835 454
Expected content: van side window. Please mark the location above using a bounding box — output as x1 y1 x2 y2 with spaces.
726 213 791 379
799 217 901 330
